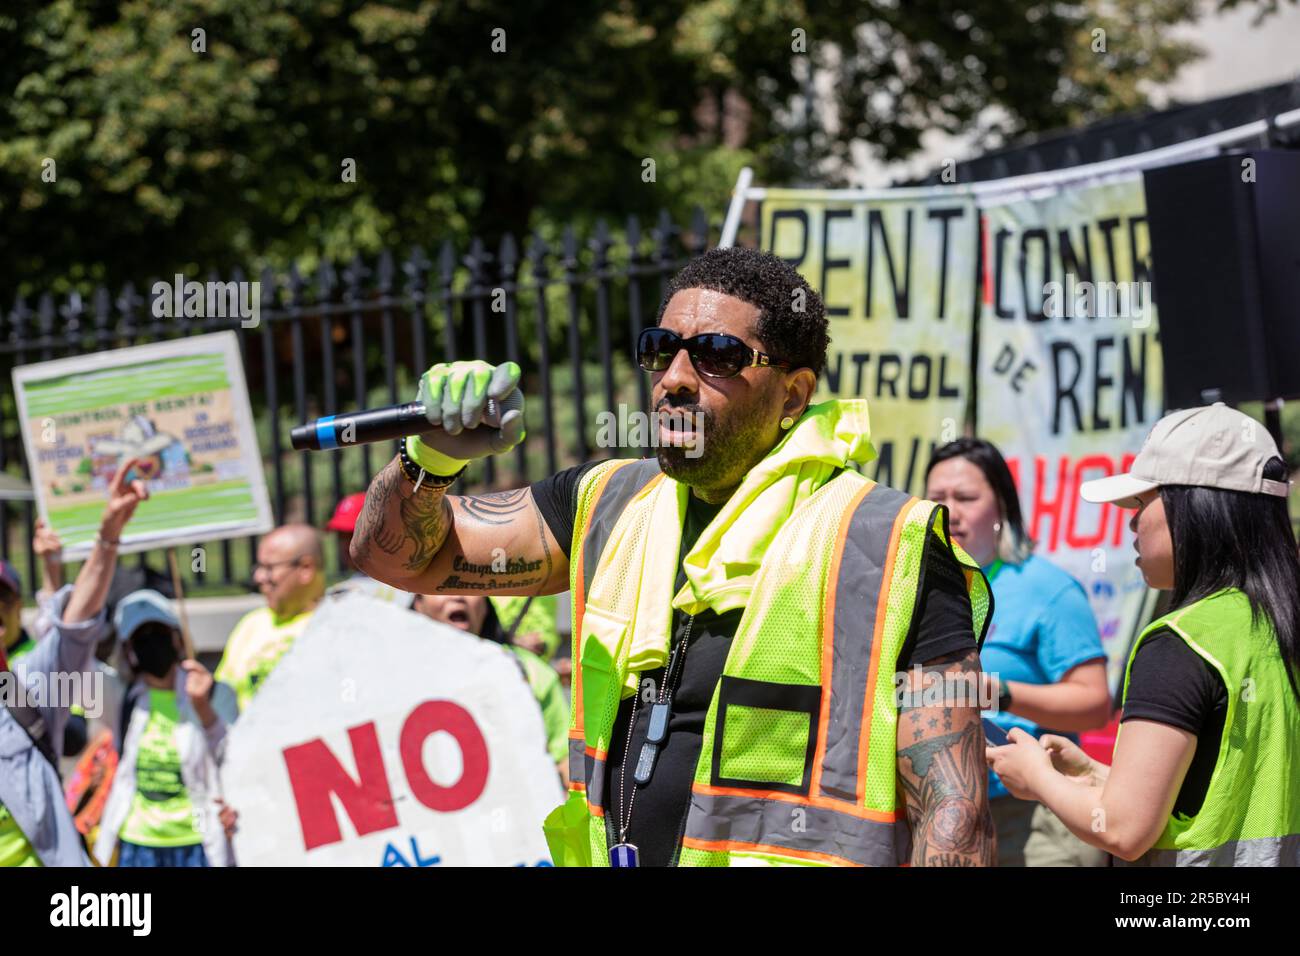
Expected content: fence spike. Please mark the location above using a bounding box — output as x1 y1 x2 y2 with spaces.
116 282 142 337
92 286 112 336
341 254 368 300
438 239 457 283
526 232 550 275
286 262 305 305
321 258 345 303
653 209 676 263
376 249 395 293
626 214 643 262
590 219 611 266
37 293 55 337
60 290 84 341
465 235 488 272
143 277 164 332
498 233 519 274
259 266 278 309
7 294 28 346
689 205 709 254
403 245 432 294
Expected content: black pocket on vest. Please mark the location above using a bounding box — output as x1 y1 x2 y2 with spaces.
711 676 821 796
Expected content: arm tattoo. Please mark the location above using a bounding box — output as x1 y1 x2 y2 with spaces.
433 574 545 592
400 489 452 571
445 488 555 589
533 490 554 585
460 488 530 524
352 462 403 568
352 458 452 574
897 648 995 867
354 463 554 591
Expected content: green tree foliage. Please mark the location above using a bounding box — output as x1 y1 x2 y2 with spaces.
0 0 1284 294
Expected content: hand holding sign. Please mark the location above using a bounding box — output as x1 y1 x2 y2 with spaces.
33 518 65 590
181 659 217 728
100 456 151 540
60 457 153 626
33 518 63 560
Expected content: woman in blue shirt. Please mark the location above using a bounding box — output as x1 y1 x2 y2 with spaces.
926 438 1111 866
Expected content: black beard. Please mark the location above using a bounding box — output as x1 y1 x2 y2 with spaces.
656 403 773 497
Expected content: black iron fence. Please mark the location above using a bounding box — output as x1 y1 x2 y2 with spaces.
0 208 718 596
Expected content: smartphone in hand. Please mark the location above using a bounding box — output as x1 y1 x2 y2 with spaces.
982 717 1011 748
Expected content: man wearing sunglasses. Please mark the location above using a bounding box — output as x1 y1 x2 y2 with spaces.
352 246 994 867
215 524 325 712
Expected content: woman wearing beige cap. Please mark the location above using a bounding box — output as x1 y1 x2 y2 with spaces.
987 403 1300 865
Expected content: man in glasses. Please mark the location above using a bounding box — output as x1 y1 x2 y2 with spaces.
352 246 993 867
215 524 325 712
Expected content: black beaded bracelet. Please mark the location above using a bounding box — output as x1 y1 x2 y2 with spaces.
398 443 465 490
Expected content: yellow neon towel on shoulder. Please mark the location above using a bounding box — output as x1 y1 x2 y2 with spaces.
577 400 875 699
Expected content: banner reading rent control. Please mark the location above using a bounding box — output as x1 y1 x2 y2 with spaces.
976 174 1164 686
760 188 978 496
12 332 272 559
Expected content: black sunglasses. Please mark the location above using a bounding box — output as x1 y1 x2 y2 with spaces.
637 328 792 379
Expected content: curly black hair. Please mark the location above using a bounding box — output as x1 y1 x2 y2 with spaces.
656 246 830 377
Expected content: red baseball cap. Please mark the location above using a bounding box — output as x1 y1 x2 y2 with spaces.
326 493 367 532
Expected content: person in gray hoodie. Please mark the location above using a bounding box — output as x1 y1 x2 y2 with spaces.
0 457 150 867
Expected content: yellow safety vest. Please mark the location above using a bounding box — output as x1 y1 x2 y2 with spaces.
543 457 990 866
1118 589 1300 866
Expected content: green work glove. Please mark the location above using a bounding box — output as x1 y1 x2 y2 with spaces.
407 360 526 474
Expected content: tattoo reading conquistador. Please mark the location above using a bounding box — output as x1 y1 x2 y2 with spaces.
452 554 544 576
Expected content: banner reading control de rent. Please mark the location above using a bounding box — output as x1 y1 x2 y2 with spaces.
976 174 1165 686
760 188 979 496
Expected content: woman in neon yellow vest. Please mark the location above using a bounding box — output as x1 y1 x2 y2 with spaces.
988 403 1300 865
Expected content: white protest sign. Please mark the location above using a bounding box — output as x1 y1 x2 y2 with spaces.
222 593 563 866
11 331 272 558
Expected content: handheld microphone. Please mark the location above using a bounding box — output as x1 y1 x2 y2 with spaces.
290 389 522 451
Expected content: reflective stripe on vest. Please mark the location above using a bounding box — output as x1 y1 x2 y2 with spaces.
1117 834 1300 867
567 737 609 812
566 458 662 814
681 789 909 866
816 479 914 804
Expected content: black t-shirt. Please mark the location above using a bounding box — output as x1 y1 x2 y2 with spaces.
1119 627 1228 818
532 460 978 866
